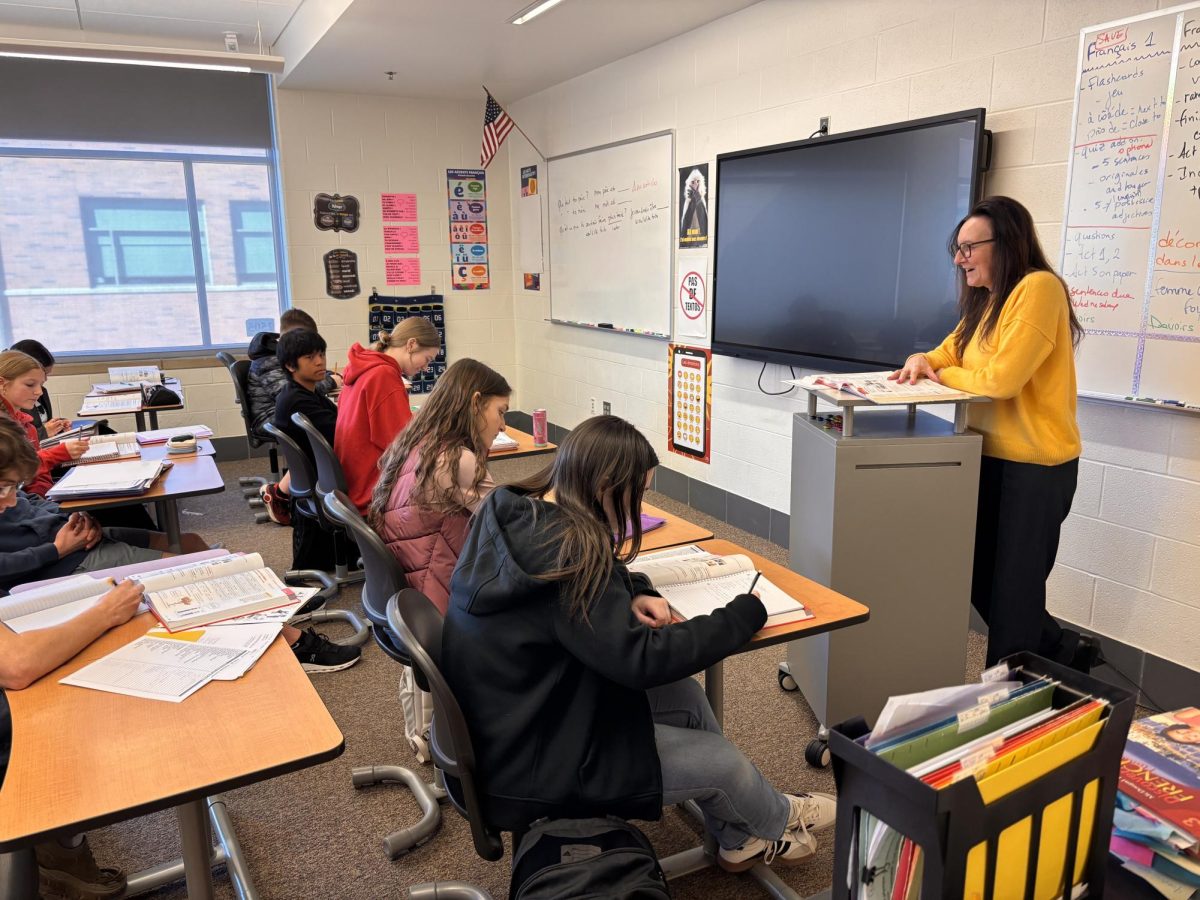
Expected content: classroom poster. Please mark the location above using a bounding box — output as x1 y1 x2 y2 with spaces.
313 193 360 232
323 249 360 299
521 165 538 197
383 225 419 254
381 193 417 221
678 164 709 249
519 165 543 286
668 344 712 464
385 257 421 286
675 260 708 340
447 168 490 290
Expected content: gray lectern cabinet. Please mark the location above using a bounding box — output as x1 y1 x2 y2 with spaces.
785 404 981 732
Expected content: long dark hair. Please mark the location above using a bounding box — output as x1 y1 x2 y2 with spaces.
949 196 1083 358
368 358 510 528
512 415 658 621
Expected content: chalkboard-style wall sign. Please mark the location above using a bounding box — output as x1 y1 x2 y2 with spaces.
324 248 360 299
314 193 360 232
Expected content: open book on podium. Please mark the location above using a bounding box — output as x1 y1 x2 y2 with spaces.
790 372 976 405
628 546 812 626
0 552 302 634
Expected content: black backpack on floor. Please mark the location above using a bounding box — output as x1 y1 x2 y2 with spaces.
510 816 670 899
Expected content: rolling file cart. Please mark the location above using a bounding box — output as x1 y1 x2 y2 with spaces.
826 652 1135 899
782 387 987 765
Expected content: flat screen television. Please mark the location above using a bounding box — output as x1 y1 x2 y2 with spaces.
711 109 989 372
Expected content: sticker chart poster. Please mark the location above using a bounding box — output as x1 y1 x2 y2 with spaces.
386 257 421 286
381 193 417 221
678 163 709 249
668 344 712 464
447 169 489 290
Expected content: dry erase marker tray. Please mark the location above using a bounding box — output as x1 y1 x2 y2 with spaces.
827 652 1135 900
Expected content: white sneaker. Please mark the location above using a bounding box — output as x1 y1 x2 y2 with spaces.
718 792 837 872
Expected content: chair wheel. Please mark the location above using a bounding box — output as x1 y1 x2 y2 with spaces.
778 669 798 692
805 739 831 769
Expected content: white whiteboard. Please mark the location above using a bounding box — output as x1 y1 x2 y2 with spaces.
1062 6 1200 405
547 131 673 338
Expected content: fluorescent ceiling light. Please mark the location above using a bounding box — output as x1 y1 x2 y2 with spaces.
0 38 284 74
510 0 568 25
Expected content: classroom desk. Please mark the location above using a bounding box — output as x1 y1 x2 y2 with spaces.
636 503 715 552
57 455 225 550
649 539 869 899
0 612 345 900
488 426 557 460
77 378 185 431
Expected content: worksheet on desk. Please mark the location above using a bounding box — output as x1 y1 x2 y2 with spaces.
60 635 246 702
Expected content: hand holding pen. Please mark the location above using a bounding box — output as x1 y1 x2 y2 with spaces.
746 571 762 597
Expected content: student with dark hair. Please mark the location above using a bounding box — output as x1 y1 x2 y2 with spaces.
248 309 339 524
443 415 836 871
891 195 1090 671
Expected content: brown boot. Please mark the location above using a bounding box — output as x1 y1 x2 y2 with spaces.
35 836 125 900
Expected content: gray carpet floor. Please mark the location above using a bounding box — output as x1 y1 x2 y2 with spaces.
81 453 989 900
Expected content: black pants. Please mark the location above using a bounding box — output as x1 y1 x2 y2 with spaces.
972 455 1079 667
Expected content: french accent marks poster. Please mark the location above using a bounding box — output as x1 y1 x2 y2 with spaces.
668 343 712 464
447 168 490 290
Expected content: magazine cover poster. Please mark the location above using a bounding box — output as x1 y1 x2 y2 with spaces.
678 163 709 249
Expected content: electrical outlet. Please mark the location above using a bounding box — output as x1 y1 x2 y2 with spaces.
590 396 597 415
819 116 830 134
602 400 611 415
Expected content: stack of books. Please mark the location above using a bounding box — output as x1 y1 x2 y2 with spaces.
46 459 167 500
852 665 1116 899
1111 708 1200 896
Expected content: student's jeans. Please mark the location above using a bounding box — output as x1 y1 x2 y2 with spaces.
651 677 790 850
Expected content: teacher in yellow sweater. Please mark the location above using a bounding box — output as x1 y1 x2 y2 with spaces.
892 196 1098 672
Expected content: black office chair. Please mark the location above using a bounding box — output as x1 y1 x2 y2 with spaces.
290 411 350 505
322 489 445 858
215 350 278 523
261 421 369 646
388 590 506 877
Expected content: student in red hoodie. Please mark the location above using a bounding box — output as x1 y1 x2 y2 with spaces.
0 350 87 495
334 317 440 513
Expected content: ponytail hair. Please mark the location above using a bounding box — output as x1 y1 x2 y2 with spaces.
371 316 440 354
510 415 658 622
368 358 511 528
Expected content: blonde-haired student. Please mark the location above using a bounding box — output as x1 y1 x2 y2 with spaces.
335 316 441 513
0 350 87 496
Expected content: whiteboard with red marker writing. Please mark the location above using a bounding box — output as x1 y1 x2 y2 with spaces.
1062 6 1200 406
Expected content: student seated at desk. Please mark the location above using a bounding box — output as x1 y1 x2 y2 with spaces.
5 339 70 440
368 359 508 762
0 577 145 899
443 415 836 871
247 309 339 525
336 315 441 513
0 350 87 495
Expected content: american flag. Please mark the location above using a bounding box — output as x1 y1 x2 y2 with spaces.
480 92 514 168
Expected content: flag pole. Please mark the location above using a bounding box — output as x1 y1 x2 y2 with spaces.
483 84 546 161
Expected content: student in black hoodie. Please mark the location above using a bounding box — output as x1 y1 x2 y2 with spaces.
443 415 836 872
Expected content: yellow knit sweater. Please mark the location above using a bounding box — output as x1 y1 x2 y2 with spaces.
924 270 1081 465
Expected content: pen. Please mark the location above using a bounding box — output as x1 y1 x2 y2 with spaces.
747 571 762 595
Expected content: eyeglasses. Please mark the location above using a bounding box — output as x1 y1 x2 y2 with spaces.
0 481 24 498
952 238 995 259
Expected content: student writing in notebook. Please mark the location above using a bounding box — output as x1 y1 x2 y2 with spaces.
0 578 144 899
0 350 88 495
336 315 441 513
443 415 836 872
890 197 1094 672
368 359 508 763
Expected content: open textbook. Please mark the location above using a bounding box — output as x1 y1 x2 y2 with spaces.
0 553 297 634
789 372 975 404
628 547 812 625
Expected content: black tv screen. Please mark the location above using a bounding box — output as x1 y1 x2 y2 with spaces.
711 109 987 371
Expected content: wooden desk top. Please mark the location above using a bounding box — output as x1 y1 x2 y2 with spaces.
489 427 557 460
57 454 225 512
0 613 344 849
634 503 715 553
696 539 869 651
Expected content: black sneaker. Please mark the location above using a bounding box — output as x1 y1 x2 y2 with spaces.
291 630 361 674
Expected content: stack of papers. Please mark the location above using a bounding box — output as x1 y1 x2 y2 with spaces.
491 431 520 450
47 459 166 500
136 424 213 445
107 365 161 385
80 393 142 415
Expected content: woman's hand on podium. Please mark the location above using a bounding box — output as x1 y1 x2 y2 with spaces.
891 354 940 385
